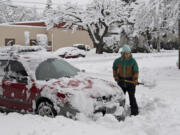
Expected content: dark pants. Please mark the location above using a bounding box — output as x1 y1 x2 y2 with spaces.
118 79 139 116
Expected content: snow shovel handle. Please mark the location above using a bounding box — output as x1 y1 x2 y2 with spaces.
122 80 144 85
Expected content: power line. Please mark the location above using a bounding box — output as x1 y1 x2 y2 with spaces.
0 0 82 10
10 0 60 6
0 0 10 4
3 3 45 9
0 0 61 10
11 1 47 5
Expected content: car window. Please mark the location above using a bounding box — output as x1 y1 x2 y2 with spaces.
36 58 79 80
35 59 56 81
0 60 8 77
6 61 28 79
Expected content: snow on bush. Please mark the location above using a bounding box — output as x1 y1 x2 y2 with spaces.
36 34 48 48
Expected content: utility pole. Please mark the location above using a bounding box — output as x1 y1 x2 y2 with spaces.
156 1 160 52
179 3 180 69
179 19 180 69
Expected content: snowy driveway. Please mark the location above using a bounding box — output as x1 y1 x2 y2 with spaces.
0 50 180 135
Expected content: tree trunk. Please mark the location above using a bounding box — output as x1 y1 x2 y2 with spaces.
157 36 160 52
95 42 104 54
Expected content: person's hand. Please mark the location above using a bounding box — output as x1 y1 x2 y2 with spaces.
134 80 139 85
114 77 119 82
115 79 119 82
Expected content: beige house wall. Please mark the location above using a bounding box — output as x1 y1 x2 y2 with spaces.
48 28 93 51
0 25 46 46
0 25 94 51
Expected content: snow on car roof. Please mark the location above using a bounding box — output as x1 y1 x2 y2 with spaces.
0 45 59 79
55 47 86 56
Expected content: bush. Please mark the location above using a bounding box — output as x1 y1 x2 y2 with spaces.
73 44 90 51
103 42 120 53
131 45 151 53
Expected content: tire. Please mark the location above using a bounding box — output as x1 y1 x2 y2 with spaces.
37 101 57 117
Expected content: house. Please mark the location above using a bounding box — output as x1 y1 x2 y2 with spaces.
0 21 93 51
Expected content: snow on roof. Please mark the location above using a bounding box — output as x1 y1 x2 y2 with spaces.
12 21 46 27
1 20 84 31
0 23 46 29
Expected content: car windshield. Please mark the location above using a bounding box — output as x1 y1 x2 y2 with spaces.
35 58 80 80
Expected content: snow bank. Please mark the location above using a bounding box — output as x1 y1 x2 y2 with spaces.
0 50 180 135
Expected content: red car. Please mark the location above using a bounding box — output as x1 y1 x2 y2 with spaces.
0 46 125 120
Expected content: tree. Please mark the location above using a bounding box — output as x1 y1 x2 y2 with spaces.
43 0 53 18
134 0 180 51
0 0 40 23
46 0 133 54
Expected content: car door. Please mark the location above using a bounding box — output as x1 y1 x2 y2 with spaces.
2 60 32 111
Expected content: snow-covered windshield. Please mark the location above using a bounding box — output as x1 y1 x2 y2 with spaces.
35 58 80 80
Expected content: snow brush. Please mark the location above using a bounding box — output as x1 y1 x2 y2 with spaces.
121 80 156 88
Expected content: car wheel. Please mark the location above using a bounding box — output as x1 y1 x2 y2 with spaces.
37 101 56 117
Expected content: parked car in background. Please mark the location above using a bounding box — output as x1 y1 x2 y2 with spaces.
46 45 52 52
54 47 86 59
72 44 90 51
0 46 125 120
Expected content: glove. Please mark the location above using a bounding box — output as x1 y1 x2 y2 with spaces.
113 76 119 82
115 78 119 82
134 80 139 85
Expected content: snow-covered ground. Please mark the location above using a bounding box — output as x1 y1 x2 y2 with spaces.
0 49 180 135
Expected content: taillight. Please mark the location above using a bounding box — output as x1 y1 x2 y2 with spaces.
56 93 66 98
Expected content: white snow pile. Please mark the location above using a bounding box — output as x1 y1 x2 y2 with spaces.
0 45 46 53
0 50 180 135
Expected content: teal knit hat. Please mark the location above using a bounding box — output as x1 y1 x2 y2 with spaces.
121 44 131 53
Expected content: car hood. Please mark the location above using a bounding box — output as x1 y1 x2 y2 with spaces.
36 73 125 115
37 72 123 98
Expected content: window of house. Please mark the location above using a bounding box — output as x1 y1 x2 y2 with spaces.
48 41 52 46
5 39 15 46
30 39 37 46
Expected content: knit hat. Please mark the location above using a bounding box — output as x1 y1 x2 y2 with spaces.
121 44 131 53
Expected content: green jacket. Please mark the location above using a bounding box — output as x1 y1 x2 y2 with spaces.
113 55 139 82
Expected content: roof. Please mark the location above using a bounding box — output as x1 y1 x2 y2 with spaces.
10 21 83 30
13 21 46 27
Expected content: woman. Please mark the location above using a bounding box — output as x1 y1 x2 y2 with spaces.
113 44 139 116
